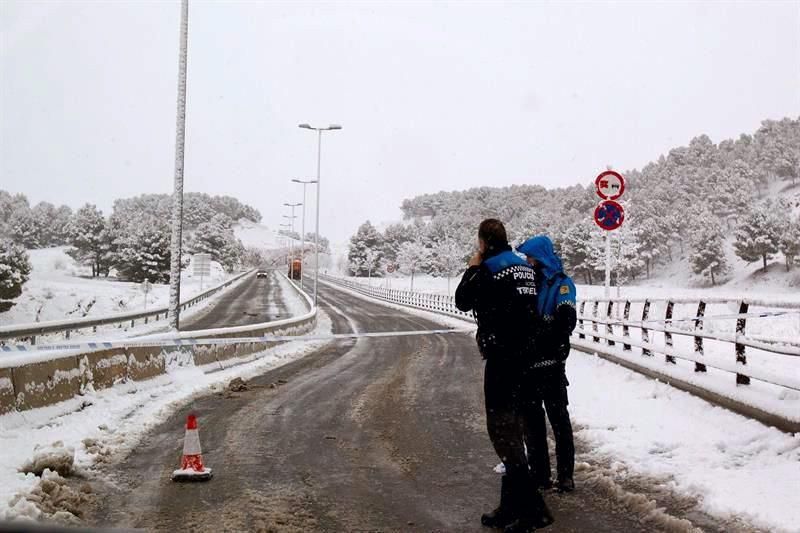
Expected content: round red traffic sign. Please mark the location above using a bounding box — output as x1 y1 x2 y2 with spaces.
595 170 625 200
594 200 625 231
386 264 396 273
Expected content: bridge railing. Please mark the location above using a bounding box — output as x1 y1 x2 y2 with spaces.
0 269 255 346
321 274 800 393
320 274 472 320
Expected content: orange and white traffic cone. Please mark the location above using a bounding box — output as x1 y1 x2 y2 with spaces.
171 414 213 481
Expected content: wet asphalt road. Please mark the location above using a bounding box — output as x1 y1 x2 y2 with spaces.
85 277 745 533
180 271 288 331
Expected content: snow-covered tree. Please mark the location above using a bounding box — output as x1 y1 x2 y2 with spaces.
0 239 31 308
347 221 383 276
115 221 172 282
733 204 781 271
434 238 466 295
397 241 431 292
689 212 729 286
613 226 645 284
559 221 604 284
67 204 114 277
187 214 244 273
778 218 800 270
8 208 40 248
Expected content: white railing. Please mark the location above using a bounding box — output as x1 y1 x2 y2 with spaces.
321 275 800 393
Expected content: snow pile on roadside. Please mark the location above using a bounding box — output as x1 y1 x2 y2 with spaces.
567 351 800 533
20 442 75 477
0 309 334 524
277 274 312 317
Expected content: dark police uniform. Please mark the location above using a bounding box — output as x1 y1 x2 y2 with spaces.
455 242 553 531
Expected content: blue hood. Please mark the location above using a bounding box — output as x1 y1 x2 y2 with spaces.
516 235 563 280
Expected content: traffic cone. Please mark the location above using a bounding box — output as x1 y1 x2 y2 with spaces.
171 414 213 482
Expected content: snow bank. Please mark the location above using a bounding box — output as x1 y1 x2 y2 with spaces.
19 442 75 477
568 352 800 532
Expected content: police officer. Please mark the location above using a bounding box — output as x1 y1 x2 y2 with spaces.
516 235 577 493
455 219 554 532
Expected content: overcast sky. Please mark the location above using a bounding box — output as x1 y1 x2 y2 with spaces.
2 0 799 243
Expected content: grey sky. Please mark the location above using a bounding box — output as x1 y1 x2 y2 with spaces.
2 0 799 243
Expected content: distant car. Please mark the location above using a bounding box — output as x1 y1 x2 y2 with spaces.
256 270 268 278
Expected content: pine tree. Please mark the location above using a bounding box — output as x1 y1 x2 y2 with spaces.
733 204 781 271
347 221 383 276
8 208 40 248
67 204 113 277
560 221 599 284
690 212 729 286
778 219 800 271
397 241 431 292
187 214 243 273
0 239 32 307
115 222 172 282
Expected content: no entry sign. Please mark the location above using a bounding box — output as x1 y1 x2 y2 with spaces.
594 200 625 231
595 170 625 200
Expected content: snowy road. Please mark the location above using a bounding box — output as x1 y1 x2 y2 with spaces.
82 281 752 532
180 269 289 331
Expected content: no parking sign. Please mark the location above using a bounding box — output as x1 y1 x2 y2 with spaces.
594 200 625 231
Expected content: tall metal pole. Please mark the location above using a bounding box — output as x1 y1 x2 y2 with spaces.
167 0 189 331
604 231 611 298
300 186 307 287
313 129 322 306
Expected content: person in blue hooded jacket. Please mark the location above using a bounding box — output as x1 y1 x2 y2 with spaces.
516 234 577 493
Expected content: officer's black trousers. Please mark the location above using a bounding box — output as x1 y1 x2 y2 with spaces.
483 357 528 476
524 369 575 482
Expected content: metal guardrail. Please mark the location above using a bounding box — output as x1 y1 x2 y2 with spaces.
0 271 317 413
319 274 472 320
321 275 800 392
0 269 255 345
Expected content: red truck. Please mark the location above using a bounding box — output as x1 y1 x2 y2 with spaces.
289 259 302 280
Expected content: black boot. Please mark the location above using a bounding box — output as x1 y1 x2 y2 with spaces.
481 474 517 528
503 475 554 532
556 477 575 493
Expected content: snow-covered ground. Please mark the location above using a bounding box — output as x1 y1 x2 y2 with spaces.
319 281 800 532
568 352 800 533
0 278 328 524
1 247 234 326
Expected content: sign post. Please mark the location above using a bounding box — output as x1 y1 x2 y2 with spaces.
193 253 211 291
141 279 152 311
594 170 626 298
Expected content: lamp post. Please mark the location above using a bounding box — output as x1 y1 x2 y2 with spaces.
167 0 189 331
298 123 341 306
283 203 301 280
279 222 291 276
291 179 317 289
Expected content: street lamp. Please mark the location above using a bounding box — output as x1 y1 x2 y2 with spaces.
167 0 189 331
298 123 342 306
291 179 317 289
283 203 301 280
279 223 292 275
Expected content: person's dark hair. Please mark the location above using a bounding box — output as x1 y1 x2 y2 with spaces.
478 218 508 248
